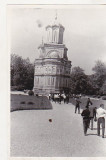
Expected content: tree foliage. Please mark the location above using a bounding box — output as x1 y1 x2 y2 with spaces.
70 66 93 95
11 54 34 90
69 61 106 95
92 60 106 94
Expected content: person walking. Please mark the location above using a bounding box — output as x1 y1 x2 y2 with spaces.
81 106 90 136
89 105 97 130
86 98 93 107
75 97 81 114
59 93 62 104
66 94 69 104
63 94 67 104
96 104 106 138
49 93 51 100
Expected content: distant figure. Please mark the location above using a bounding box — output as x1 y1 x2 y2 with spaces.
89 105 97 130
58 94 62 104
66 94 69 104
96 104 106 138
63 94 67 104
54 94 59 103
75 97 81 114
51 93 54 102
73 94 75 98
81 106 90 136
86 98 93 107
79 93 82 98
49 93 51 100
36 94 39 97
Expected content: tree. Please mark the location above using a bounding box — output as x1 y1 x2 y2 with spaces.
70 66 92 95
11 54 34 90
92 60 106 94
71 66 84 74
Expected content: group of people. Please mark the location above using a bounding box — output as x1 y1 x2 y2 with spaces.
75 97 106 138
49 93 69 104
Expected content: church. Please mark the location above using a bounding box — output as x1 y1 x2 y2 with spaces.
33 17 72 95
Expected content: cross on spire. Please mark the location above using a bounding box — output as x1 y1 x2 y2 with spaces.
55 10 57 20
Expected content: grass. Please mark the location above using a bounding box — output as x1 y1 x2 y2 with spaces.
11 94 52 112
69 97 106 109
102 96 106 100
11 94 106 112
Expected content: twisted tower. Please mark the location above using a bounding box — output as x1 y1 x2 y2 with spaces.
33 17 72 94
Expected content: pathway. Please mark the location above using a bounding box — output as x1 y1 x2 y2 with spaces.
11 101 106 157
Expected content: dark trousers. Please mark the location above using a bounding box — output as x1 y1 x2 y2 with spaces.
59 97 61 104
64 98 66 104
97 117 105 137
83 118 90 135
66 97 69 104
90 117 94 130
75 106 80 114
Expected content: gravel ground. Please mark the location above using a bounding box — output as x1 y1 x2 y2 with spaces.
11 101 106 157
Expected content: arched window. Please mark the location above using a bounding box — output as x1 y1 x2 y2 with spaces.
47 28 52 42
54 30 57 43
51 77 55 85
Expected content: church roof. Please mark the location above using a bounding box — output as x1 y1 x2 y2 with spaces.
46 14 65 30
46 23 65 30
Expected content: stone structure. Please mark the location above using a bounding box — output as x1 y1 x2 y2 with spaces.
33 18 72 95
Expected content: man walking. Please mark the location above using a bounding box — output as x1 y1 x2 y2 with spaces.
49 93 51 100
89 105 96 130
75 97 81 114
63 94 67 104
96 104 106 138
81 106 90 136
66 94 69 104
86 98 93 107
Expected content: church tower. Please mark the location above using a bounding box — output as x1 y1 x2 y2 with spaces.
33 15 72 95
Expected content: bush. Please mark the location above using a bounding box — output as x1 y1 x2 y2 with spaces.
11 86 18 91
28 90 34 96
20 101 26 104
27 102 34 105
102 96 106 100
97 95 101 98
17 85 25 91
92 95 97 98
11 85 24 91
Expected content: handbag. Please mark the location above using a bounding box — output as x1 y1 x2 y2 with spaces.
94 117 97 122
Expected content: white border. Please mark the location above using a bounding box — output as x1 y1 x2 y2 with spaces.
1 1 106 160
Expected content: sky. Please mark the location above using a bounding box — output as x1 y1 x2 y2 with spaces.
8 5 106 75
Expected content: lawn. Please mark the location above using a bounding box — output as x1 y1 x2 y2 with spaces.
11 94 106 112
69 97 106 109
11 94 52 112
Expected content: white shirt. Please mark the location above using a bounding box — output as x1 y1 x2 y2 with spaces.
96 107 106 118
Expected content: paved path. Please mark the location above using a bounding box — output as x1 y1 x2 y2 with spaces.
11 102 106 157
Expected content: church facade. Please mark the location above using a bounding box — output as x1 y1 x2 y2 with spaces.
33 19 72 95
